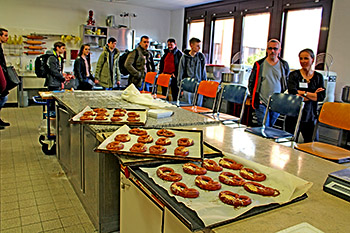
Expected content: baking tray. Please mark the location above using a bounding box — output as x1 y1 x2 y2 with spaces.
95 125 204 162
70 106 147 126
128 162 308 232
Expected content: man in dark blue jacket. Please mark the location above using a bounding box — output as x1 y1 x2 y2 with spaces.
159 38 183 100
45 42 66 91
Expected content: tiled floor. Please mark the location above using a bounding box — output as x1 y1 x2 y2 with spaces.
0 106 97 233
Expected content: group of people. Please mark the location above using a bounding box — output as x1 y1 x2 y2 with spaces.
0 27 325 142
248 39 325 142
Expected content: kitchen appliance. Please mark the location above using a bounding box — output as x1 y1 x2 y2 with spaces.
324 168 350 202
206 64 229 81
108 27 135 52
341 86 350 103
315 70 337 103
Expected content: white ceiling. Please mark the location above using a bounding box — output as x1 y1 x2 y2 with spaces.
100 0 222 11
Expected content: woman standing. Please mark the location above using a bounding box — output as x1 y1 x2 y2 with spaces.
74 44 95 90
286 49 325 142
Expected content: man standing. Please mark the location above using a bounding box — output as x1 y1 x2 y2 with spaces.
159 38 183 100
125 35 155 89
95 37 121 90
177 37 207 105
248 39 290 127
45 41 66 91
0 28 10 129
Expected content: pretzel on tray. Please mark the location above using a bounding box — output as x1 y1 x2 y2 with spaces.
174 146 189 156
155 137 171 146
157 129 175 137
137 135 153 143
149 145 167 154
202 159 223 172
170 182 199 198
239 168 266 182
243 182 280 197
219 191 252 207
195 175 221 191
106 141 124 151
114 134 131 142
183 163 207 175
129 128 148 136
129 143 147 153
219 158 243 170
156 167 182 182
177 138 194 147
219 172 245 186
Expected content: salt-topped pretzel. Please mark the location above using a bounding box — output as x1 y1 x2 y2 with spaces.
114 134 131 142
156 167 182 182
219 191 252 207
174 147 189 156
177 138 194 147
219 172 245 186
157 129 175 137
182 163 207 175
202 159 223 172
129 143 147 153
243 182 280 196
106 141 124 151
129 128 147 136
219 158 243 170
170 182 199 198
195 175 221 191
239 168 266 182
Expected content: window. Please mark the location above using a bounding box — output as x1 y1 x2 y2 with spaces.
283 8 323 69
211 18 234 67
187 20 204 50
241 12 270 66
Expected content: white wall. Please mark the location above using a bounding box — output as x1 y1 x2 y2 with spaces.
170 9 185 49
327 0 350 101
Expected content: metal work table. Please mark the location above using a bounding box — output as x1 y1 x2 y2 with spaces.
53 90 219 232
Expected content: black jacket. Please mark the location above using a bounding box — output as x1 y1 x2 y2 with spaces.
45 50 65 88
73 56 94 88
159 47 183 79
0 43 9 96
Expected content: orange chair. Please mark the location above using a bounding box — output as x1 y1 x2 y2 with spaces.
295 102 350 163
181 80 220 114
153 74 172 99
140 72 157 94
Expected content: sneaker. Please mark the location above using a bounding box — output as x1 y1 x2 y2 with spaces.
0 119 10 126
0 125 4 130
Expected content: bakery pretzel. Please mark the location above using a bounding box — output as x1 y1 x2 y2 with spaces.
195 175 221 191
239 168 266 182
177 138 194 147
182 163 207 175
155 137 171 146
80 115 93 121
137 135 153 143
111 116 122 122
129 128 148 136
127 112 140 117
156 167 182 182
113 111 125 117
219 172 245 186
243 182 280 197
83 111 96 116
219 191 252 207
106 141 124 151
93 108 107 113
149 145 167 154
157 129 175 137
114 134 131 142
127 117 140 122
170 182 199 198
94 115 108 121
174 147 189 156
202 159 223 172
96 112 109 116
219 158 243 170
129 143 147 153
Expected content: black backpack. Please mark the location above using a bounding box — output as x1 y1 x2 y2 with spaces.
118 49 138 76
35 54 53 78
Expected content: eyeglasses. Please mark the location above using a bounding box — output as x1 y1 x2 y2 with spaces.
267 47 279 51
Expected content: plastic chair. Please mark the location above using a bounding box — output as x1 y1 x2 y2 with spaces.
169 78 198 107
206 84 248 125
181 80 220 114
140 72 157 94
153 74 171 99
245 93 304 142
295 102 350 163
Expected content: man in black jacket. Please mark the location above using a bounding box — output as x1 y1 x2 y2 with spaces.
45 41 66 91
0 28 10 128
159 38 183 100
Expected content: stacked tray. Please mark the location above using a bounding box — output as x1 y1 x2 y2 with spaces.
70 106 147 126
95 125 203 161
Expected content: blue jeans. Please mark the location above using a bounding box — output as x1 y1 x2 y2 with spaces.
0 95 8 109
183 91 203 106
255 104 279 127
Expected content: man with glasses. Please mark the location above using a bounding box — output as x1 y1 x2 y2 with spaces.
248 39 290 127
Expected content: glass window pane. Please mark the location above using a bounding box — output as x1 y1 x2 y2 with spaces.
212 18 234 67
188 20 204 50
283 8 323 69
242 13 270 66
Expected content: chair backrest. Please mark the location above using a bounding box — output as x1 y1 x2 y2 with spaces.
221 84 248 104
144 72 157 85
181 78 198 93
268 93 304 117
197 80 220 98
156 74 171 88
318 102 350 130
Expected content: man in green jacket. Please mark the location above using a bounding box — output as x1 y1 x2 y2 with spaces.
125 35 155 89
95 37 121 90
